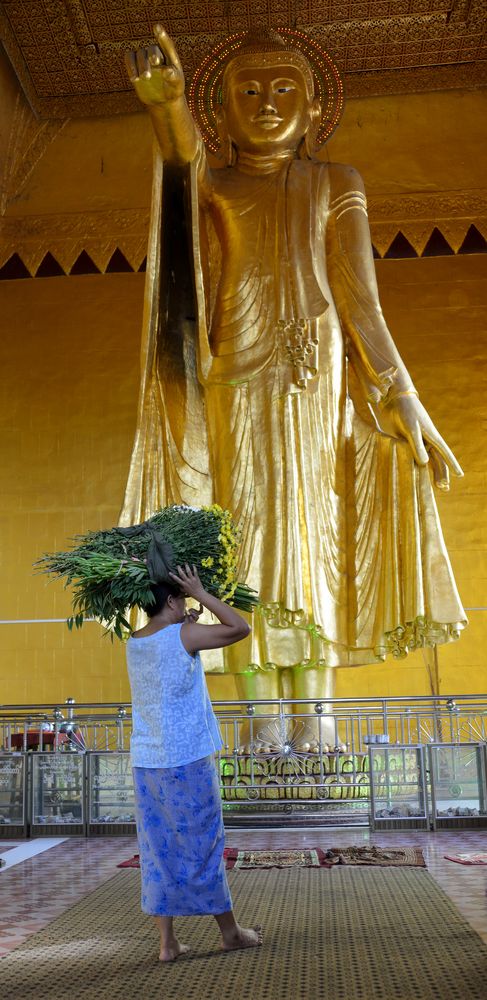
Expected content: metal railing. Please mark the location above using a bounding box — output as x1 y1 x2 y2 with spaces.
0 695 485 827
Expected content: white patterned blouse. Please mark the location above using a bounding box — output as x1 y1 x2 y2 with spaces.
126 623 223 768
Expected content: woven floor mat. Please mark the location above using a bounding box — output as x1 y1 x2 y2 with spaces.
224 848 329 868
1 867 486 999
224 846 425 868
325 846 426 866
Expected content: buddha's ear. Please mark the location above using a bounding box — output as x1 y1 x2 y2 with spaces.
299 97 321 160
215 107 237 166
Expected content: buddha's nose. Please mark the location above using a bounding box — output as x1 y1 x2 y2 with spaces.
260 89 277 114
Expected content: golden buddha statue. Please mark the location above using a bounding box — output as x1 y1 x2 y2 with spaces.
121 25 466 710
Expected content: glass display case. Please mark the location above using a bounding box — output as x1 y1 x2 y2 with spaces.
428 742 487 829
31 752 85 835
87 752 136 834
368 744 429 830
2 741 485 838
0 754 27 837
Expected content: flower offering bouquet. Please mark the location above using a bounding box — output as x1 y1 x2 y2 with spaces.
36 504 258 639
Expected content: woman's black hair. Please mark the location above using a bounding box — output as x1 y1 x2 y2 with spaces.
141 581 182 618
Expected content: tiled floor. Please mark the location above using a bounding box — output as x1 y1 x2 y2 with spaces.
0 836 136 957
0 828 486 958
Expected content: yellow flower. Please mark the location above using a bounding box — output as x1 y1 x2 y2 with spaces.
201 556 214 568
222 581 238 602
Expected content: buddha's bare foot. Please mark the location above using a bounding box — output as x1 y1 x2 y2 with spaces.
159 940 190 962
221 924 263 951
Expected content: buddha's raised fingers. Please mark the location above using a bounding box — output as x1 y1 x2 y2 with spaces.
136 48 151 78
148 43 162 67
124 50 138 82
153 24 183 73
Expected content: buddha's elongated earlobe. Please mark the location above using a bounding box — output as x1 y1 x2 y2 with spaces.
299 98 322 160
215 109 237 166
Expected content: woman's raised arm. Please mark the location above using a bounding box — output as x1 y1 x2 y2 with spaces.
170 564 251 654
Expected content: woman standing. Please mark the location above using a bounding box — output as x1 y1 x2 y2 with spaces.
126 563 262 961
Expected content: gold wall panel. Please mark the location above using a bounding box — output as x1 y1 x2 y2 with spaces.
0 272 143 704
0 92 68 215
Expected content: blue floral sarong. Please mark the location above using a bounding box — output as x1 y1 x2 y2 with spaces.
133 754 233 916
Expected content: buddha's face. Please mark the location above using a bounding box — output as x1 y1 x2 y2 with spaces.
222 62 314 155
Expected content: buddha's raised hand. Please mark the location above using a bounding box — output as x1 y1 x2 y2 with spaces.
124 25 185 106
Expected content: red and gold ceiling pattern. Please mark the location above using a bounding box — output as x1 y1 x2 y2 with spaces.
0 0 486 118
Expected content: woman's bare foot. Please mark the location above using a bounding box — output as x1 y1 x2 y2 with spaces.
159 940 190 962
221 924 263 951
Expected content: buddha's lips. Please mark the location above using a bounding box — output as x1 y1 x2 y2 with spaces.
253 115 283 127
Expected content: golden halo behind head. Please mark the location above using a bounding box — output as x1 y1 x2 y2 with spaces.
188 28 344 155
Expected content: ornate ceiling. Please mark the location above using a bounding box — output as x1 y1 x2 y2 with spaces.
0 0 486 119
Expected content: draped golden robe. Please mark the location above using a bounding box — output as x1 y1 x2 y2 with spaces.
120 146 466 672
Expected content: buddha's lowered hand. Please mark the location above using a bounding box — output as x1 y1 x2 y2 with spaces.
378 391 463 490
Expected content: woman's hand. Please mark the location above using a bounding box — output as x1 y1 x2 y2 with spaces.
379 393 463 490
184 603 203 624
124 25 185 106
169 564 207 601
174 565 250 654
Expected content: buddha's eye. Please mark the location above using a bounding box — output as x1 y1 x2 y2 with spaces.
274 80 295 94
242 88 259 96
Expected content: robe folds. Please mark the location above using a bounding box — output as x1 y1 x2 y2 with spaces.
120 145 466 671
